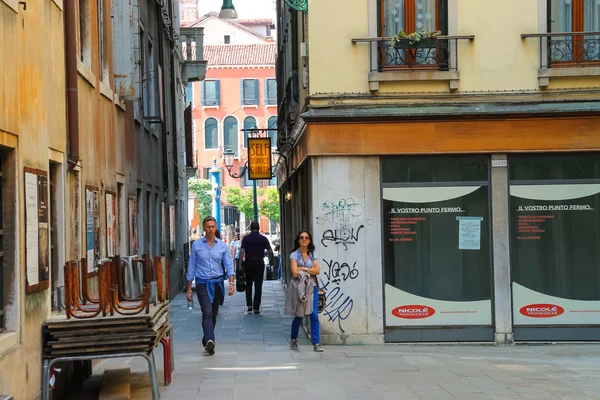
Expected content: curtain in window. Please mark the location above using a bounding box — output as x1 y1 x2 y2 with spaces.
549 0 574 62
243 116 257 147
383 0 405 37
584 0 600 60
414 0 436 31
204 118 218 149
223 116 238 156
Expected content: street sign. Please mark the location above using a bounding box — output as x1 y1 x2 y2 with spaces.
248 137 272 180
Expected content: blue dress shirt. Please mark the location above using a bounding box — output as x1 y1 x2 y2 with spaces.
187 237 234 282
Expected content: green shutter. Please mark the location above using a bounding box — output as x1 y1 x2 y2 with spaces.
253 79 259 105
200 81 205 107
240 79 244 105
215 80 221 106
264 79 268 105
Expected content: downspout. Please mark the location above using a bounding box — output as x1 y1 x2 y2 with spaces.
65 0 80 170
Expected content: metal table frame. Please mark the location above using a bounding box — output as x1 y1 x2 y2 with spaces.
41 351 160 400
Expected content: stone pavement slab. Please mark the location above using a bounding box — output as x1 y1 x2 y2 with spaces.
70 281 600 400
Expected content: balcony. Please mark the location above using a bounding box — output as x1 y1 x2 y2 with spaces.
180 27 207 84
352 36 474 92
521 32 600 88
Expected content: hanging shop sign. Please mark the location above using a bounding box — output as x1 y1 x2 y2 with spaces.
247 137 272 180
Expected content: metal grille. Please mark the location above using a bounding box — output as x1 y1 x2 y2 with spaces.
0 157 4 333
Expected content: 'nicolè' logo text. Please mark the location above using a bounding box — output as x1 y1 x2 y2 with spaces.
392 305 435 319
519 304 564 318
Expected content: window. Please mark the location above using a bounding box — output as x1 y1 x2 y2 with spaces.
204 117 219 149
223 116 239 156
267 116 277 147
240 79 259 106
549 0 600 64
224 35 231 44
146 41 156 116
201 80 220 107
509 154 600 326
265 79 277 106
382 156 492 329
185 83 193 107
79 0 92 67
97 0 108 81
378 0 448 67
243 116 257 148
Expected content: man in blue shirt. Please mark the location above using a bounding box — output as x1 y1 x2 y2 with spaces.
186 216 235 355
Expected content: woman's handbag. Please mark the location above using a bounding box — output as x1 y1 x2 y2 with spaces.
316 278 326 313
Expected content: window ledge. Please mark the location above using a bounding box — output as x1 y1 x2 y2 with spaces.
114 93 126 111
202 105 220 110
0 331 20 357
77 61 97 88
368 70 460 91
266 104 277 108
241 105 259 109
538 66 600 88
99 81 114 101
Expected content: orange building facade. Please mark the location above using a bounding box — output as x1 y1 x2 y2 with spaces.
184 13 277 235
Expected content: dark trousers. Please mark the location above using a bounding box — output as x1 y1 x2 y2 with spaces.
244 260 265 310
195 282 222 345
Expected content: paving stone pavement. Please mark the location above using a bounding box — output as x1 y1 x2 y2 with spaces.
82 281 600 400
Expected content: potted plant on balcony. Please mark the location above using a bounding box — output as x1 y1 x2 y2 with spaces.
391 29 441 49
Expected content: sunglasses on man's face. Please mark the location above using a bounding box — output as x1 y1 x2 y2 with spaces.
299 236 310 240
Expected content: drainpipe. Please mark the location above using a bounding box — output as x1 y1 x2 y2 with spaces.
65 0 79 170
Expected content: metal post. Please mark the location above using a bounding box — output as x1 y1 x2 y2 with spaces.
252 179 259 222
210 158 222 231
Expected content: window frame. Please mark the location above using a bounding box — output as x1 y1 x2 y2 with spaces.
241 78 259 107
223 115 239 157
267 116 277 147
204 117 219 150
243 116 258 148
377 0 449 70
201 80 220 108
547 0 600 66
265 78 278 106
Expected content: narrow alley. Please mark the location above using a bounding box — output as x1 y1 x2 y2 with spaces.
70 281 600 400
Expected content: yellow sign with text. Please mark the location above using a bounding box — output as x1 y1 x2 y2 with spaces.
248 137 272 180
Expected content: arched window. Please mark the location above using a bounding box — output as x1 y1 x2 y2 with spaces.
243 116 257 147
204 118 218 149
267 116 277 147
223 116 238 156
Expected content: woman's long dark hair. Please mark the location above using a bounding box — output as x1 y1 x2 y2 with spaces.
292 231 315 255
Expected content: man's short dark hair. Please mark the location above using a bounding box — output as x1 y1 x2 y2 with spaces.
250 221 260 231
202 216 216 227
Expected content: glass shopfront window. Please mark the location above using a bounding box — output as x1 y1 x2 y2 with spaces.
382 156 493 329
510 154 600 326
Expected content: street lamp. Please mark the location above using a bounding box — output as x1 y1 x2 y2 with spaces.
223 129 278 224
219 0 238 19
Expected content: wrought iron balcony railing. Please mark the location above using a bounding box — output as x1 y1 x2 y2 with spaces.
352 36 474 72
521 32 600 68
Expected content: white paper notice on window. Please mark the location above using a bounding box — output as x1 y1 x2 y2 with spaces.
456 216 483 250
25 172 39 285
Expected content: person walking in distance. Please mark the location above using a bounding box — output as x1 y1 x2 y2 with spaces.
240 221 274 314
186 216 235 355
286 231 324 352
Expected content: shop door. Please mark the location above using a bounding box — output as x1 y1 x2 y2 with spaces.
382 156 494 342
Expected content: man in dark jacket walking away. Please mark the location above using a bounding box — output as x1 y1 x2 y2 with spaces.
240 221 274 314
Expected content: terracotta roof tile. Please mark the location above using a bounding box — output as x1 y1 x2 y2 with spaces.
204 43 277 66
237 18 275 26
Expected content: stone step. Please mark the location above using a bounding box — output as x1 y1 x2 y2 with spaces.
98 367 130 400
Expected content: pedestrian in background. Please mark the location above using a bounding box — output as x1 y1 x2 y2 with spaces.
186 216 234 356
285 230 324 352
240 221 274 314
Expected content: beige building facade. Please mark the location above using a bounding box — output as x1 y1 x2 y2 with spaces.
0 0 194 397
276 0 600 345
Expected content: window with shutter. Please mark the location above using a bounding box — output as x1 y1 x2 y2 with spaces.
202 80 219 106
265 79 277 105
204 117 219 149
243 117 257 147
267 116 277 146
241 79 259 106
223 116 239 156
